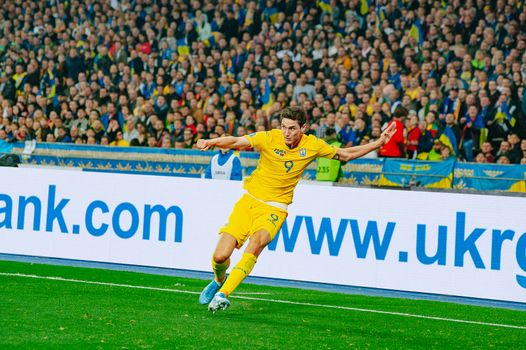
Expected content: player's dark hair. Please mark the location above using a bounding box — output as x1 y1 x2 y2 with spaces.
279 107 307 126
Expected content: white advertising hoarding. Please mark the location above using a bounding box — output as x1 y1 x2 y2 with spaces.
0 167 525 303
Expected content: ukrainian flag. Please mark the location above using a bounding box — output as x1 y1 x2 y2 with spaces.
318 0 332 13
270 11 279 24
176 38 190 57
375 4 386 33
359 0 370 15
499 101 517 127
379 158 455 189
453 162 526 192
409 18 424 46
439 126 458 156
264 7 279 24
376 4 386 21
41 68 59 107
261 78 274 111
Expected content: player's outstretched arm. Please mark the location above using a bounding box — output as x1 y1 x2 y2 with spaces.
196 136 250 151
334 123 397 161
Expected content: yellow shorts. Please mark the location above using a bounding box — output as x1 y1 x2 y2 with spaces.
220 194 288 247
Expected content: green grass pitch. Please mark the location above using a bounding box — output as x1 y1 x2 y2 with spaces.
0 260 525 349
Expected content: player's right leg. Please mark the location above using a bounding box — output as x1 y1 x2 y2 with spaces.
208 229 273 312
199 233 237 304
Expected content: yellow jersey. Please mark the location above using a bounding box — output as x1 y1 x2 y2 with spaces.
243 129 338 205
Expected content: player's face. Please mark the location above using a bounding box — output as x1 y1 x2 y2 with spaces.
281 118 304 148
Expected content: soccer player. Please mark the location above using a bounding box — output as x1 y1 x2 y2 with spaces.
196 107 396 312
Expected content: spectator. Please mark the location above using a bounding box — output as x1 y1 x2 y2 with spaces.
507 133 522 164
316 127 343 182
441 146 454 161
100 135 110 146
337 113 355 147
352 118 368 146
183 128 196 149
496 140 511 161
123 118 140 143
293 76 315 102
426 140 445 161
460 105 480 162
65 49 85 83
379 106 407 158
417 121 434 156
474 152 488 164
161 134 173 149
110 131 130 147
203 138 242 181
497 155 511 164
481 142 496 163
406 114 421 159
56 127 71 143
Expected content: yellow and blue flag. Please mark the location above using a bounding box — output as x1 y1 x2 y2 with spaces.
40 68 59 107
453 162 526 192
498 101 517 127
409 18 424 46
375 4 386 34
176 38 190 57
263 7 279 24
439 126 458 156
318 0 332 13
359 0 370 15
261 78 274 111
379 158 455 189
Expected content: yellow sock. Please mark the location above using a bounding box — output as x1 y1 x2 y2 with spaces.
212 257 230 283
220 253 257 297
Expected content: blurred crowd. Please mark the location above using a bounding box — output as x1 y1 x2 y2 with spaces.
1 0 526 164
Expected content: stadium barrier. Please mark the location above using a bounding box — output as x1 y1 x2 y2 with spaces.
0 166 525 304
6 141 526 192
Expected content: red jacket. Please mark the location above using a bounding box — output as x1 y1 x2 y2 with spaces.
379 119 404 157
406 126 421 152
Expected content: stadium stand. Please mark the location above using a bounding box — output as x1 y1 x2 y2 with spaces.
0 0 526 167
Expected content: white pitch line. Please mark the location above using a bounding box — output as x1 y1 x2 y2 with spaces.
1 272 525 330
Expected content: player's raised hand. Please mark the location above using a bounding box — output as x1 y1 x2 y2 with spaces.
379 123 397 146
196 139 215 151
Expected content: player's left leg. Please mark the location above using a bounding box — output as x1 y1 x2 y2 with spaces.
199 233 238 305
211 232 238 282
201 195 252 306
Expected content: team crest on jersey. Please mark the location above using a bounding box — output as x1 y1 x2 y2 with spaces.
274 148 286 157
299 148 307 157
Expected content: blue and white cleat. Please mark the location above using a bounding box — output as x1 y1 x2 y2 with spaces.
208 292 230 313
199 280 223 305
